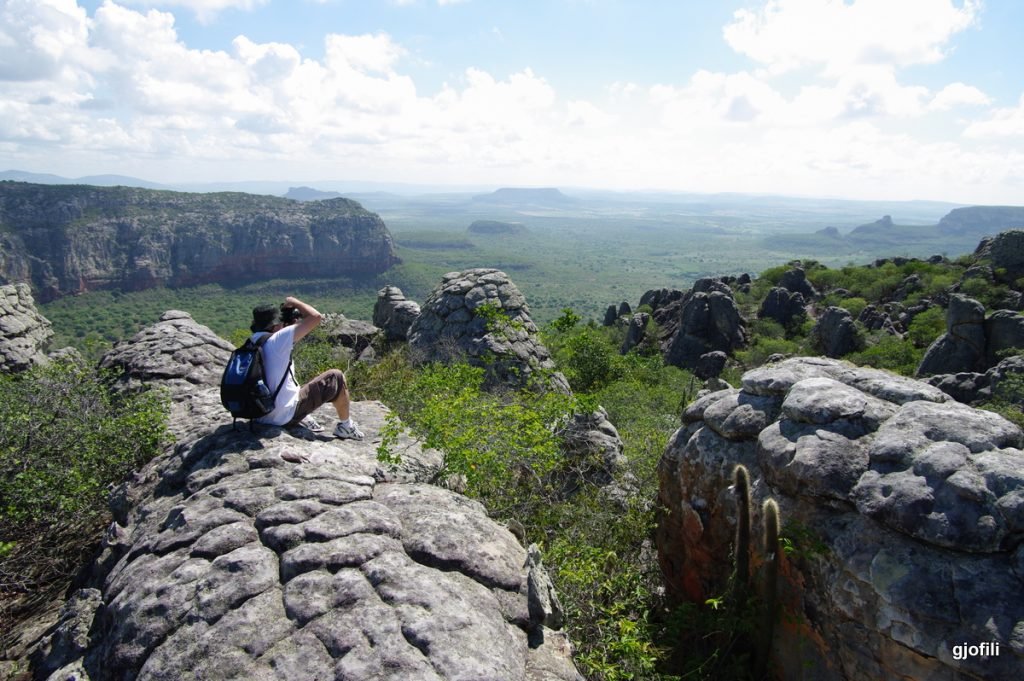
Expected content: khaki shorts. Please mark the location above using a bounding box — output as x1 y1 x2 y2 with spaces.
288 369 347 425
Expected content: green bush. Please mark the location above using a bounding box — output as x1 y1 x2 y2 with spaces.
907 307 945 348
0 359 170 627
846 334 923 376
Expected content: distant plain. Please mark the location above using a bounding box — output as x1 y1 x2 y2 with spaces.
39 187 982 349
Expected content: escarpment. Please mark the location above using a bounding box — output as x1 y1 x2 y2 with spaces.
657 356 1024 680
28 312 582 681
0 182 399 302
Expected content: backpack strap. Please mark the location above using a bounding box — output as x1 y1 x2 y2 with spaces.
253 333 293 404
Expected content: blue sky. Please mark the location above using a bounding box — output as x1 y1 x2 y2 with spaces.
2 0 1022 203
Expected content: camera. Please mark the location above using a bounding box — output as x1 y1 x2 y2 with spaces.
280 305 302 324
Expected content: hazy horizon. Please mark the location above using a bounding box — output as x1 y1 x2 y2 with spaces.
2 1 1023 205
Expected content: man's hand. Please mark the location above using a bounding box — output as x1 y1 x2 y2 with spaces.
284 296 323 342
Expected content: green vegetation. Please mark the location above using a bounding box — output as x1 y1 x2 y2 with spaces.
347 312 698 680
0 359 170 636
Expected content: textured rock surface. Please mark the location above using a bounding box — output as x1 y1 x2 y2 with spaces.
657 357 1024 681
778 267 818 300
662 280 747 370
0 282 52 372
620 312 649 354
408 268 570 393
758 287 806 328
917 295 988 376
0 183 399 302
810 306 860 358
927 355 1024 405
975 229 1024 284
322 313 380 355
373 286 421 342
29 314 582 681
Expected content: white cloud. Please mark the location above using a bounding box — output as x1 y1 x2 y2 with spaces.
929 82 991 111
0 0 1020 203
117 0 268 24
964 95 1024 139
724 0 980 76
0 0 90 81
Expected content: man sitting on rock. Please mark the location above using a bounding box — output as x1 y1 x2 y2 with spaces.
250 297 364 440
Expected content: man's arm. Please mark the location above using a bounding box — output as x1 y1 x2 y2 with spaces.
284 296 323 342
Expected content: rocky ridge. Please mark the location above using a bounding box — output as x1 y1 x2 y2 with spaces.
27 311 582 681
657 356 1024 680
0 182 399 302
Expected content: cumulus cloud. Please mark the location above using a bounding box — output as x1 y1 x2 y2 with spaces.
929 82 991 111
0 0 1019 203
963 95 1024 139
117 0 268 24
724 0 980 76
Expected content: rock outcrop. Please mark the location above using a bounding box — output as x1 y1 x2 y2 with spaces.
810 306 860 358
28 313 583 681
916 295 1024 377
758 287 806 328
926 355 1024 405
408 269 570 393
0 183 399 302
656 357 1024 681
662 279 747 370
373 286 421 342
620 312 649 354
975 229 1024 284
322 314 380 357
0 282 52 372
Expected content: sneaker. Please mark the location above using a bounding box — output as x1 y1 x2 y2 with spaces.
298 415 324 432
333 421 364 440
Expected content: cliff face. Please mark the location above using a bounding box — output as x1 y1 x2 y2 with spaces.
0 182 399 302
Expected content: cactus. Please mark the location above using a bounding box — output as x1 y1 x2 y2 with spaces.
754 498 781 680
731 464 752 605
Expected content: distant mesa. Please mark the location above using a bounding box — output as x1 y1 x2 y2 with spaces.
816 226 842 238
284 186 345 201
849 214 894 237
467 220 529 235
0 183 399 302
937 206 1024 237
471 187 577 206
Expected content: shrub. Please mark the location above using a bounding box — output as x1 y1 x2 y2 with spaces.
0 359 170 629
907 307 945 348
846 334 923 376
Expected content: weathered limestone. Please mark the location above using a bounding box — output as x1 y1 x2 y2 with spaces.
408 268 570 393
0 282 52 372
373 286 421 342
657 357 1024 681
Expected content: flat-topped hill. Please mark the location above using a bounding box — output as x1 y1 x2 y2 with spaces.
0 182 399 302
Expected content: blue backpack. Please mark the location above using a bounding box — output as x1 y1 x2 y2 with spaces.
220 335 288 425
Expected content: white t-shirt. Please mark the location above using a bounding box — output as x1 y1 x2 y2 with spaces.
252 326 299 426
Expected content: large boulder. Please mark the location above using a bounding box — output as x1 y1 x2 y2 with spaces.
0 282 53 372
656 357 1024 681
26 313 583 681
985 310 1024 366
758 287 806 328
917 295 988 376
620 312 650 354
408 269 570 393
810 306 860 358
778 267 818 300
663 283 747 370
373 286 421 342
974 229 1024 283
